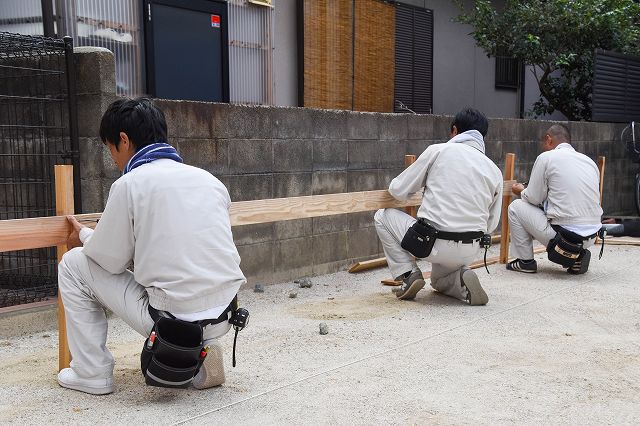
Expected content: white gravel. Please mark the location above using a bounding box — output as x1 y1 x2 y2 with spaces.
1 243 639 425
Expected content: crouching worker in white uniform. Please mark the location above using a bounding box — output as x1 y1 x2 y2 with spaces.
374 108 503 304
57 98 246 395
507 124 603 274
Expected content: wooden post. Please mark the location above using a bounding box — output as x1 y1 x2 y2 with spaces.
404 155 417 217
499 153 516 264
597 156 605 205
55 165 73 371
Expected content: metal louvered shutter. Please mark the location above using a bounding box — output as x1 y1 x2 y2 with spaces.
394 4 433 114
592 50 640 123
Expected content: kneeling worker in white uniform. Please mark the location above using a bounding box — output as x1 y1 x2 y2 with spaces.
507 124 603 274
375 108 503 304
57 98 246 394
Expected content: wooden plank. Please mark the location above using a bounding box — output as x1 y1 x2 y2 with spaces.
500 153 516 263
597 156 606 205
348 257 388 273
55 165 73 372
404 155 417 217
1 184 517 254
0 213 100 253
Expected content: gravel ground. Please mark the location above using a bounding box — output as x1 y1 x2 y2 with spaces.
1 243 639 425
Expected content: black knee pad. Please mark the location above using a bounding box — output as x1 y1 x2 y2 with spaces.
568 249 591 275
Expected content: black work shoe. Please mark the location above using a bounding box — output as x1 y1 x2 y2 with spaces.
568 249 591 275
395 269 425 300
506 258 537 273
461 268 488 306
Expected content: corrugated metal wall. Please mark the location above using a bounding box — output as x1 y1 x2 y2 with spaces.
0 0 44 35
0 0 143 97
228 0 275 105
59 0 144 97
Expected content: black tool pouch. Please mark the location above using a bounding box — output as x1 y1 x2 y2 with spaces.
140 317 206 388
401 219 438 258
546 233 583 267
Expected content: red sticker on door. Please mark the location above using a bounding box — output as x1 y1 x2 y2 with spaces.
211 15 220 28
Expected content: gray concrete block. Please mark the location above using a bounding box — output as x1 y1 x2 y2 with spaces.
348 140 380 170
76 93 117 138
176 138 227 176
274 237 314 273
273 140 313 172
79 179 104 212
406 140 433 156
378 114 408 141
348 211 375 231
273 173 312 198
232 223 274 246
78 137 104 179
308 108 348 139
378 140 408 169
274 218 313 240
313 139 347 171
406 114 434 140
347 170 382 192
486 118 519 142
156 100 218 140
313 214 348 234
212 104 275 139
226 174 273 201
313 231 348 265
101 148 120 179
237 242 274 280
73 48 116 95
312 171 347 195
379 168 403 188
268 107 313 139
312 259 352 276
347 112 378 140
228 139 273 174
432 115 454 140
347 228 380 259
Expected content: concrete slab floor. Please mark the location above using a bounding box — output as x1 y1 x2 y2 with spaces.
0 244 639 425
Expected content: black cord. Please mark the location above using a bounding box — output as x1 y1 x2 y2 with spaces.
484 248 490 274
598 229 606 260
232 327 239 367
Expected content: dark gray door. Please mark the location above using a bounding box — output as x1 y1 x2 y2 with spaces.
145 0 229 102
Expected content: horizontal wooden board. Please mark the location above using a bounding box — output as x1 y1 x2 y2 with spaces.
0 182 517 254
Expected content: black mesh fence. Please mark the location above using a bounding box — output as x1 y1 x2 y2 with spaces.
0 32 79 308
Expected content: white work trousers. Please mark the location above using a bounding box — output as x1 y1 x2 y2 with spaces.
57 247 231 379
508 199 595 260
374 209 482 302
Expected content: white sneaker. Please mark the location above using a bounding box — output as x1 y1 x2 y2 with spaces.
461 268 488 306
57 368 114 395
192 340 225 390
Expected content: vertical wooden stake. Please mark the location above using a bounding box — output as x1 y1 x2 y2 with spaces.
597 156 606 206
55 165 74 371
499 153 516 264
404 154 417 217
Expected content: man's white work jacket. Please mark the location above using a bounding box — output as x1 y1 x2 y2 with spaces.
79 159 246 315
388 130 503 233
521 143 603 226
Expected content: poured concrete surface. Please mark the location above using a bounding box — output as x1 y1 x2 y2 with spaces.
1 244 639 425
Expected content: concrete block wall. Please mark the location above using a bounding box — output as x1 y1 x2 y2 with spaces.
75 49 634 285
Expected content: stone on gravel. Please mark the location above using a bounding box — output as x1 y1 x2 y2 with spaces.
289 291 298 299
319 323 329 335
254 284 265 293
295 277 313 288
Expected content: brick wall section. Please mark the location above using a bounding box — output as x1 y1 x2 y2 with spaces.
75 49 633 285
